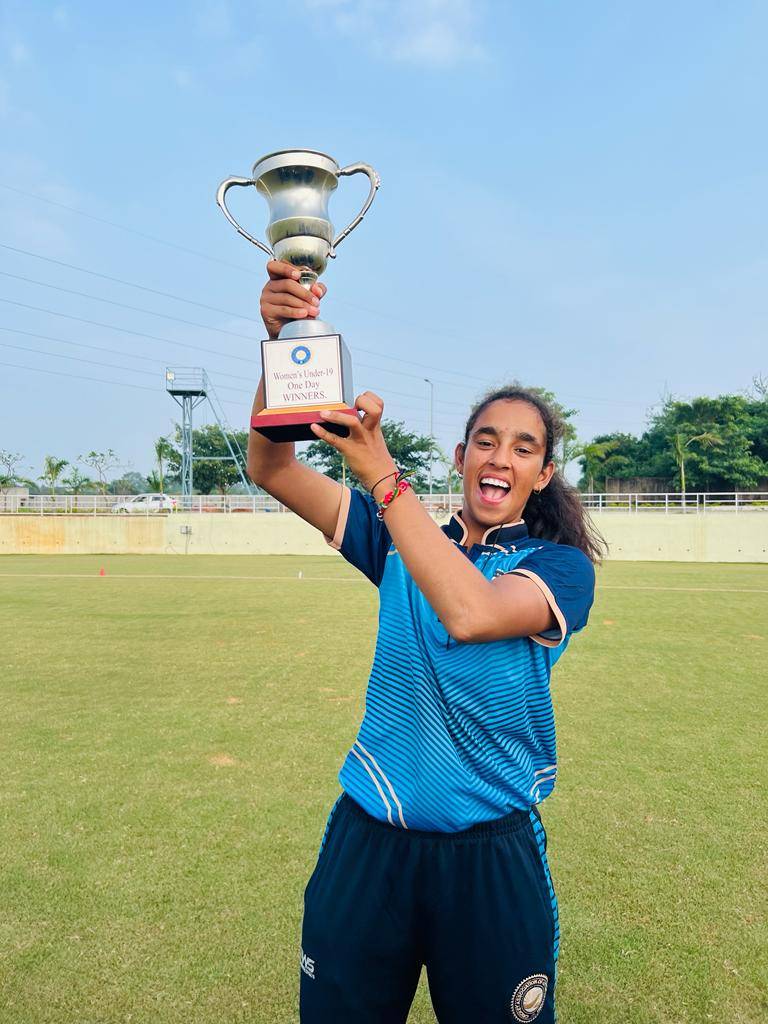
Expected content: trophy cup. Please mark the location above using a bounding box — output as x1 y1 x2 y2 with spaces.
216 149 380 441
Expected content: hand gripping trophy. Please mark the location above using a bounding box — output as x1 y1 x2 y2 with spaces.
216 150 380 441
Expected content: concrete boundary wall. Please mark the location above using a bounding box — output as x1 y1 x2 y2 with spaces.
0 513 766 562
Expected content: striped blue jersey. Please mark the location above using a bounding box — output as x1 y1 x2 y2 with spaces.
326 488 595 832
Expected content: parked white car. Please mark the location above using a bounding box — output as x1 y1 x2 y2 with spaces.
111 493 176 514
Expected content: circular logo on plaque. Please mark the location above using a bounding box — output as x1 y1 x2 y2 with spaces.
510 974 548 1021
291 345 311 365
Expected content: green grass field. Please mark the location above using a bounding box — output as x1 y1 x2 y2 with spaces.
1 555 766 1024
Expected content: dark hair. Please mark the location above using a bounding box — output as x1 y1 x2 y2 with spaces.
462 385 607 563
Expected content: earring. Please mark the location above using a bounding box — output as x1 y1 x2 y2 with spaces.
534 487 541 494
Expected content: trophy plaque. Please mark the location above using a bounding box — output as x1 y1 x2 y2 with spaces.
216 149 380 441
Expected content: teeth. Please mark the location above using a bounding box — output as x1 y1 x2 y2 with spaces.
480 477 510 489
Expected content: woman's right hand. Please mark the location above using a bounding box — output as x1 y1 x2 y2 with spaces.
260 260 327 339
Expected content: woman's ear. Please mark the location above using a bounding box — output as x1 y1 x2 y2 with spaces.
536 460 556 491
454 441 465 477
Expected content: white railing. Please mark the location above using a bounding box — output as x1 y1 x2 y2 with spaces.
580 491 768 513
1 491 767 516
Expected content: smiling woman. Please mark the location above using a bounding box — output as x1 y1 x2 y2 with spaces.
247 260 608 1024
461 385 606 562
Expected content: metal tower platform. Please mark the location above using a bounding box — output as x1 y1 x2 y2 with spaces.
165 368 252 498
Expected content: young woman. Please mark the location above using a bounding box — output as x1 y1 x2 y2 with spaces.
250 261 605 1024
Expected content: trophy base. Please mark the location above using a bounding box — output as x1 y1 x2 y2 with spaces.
254 324 356 442
251 404 356 442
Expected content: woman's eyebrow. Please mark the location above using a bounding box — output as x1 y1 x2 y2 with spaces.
472 426 542 446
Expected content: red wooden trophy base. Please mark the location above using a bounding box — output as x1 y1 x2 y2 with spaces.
251 403 357 442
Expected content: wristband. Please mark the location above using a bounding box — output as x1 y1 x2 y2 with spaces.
369 469 398 496
376 477 412 519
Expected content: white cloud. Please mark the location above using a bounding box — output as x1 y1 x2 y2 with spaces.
304 0 488 69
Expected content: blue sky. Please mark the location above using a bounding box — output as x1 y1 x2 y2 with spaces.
1 0 766 484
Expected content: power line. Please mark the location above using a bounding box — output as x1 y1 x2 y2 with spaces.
0 358 159 393
0 269 262 342
0 183 260 278
0 257 486 390
0 231 652 409
0 358 246 412
0 296 258 364
0 339 253 395
0 234 648 404
0 326 250 382
0 241 263 323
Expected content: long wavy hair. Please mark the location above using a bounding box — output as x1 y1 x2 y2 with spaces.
462 386 607 563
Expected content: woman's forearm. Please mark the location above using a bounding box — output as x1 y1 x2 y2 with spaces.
375 487 495 637
246 377 297 485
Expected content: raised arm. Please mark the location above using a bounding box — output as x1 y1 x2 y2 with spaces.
247 261 347 539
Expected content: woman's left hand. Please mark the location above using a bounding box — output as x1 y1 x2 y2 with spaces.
310 392 397 493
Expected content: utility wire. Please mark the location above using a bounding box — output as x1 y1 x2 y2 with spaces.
0 241 263 322
0 183 258 277
0 326 249 382
0 359 245 411
0 340 250 394
0 338 464 418
0 269 261 341
0 310 471 410
0 234 651 405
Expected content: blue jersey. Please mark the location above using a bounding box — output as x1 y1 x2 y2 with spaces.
326 489 595 832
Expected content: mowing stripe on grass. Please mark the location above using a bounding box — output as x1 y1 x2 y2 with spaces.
0 573 766 593
0 572 363 582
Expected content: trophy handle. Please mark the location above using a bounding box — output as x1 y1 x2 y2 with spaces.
330 163 381 257
216 176 274 258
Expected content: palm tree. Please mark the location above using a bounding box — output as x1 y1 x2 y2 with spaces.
670 431 722 510
580 439 621 494
62 467 93 512
39 455 69 499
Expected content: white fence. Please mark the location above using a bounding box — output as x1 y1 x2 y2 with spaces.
1 492 767 516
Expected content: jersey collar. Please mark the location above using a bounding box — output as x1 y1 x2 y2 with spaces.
443 510 529 548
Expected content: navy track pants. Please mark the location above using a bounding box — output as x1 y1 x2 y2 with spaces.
300 793 559 1023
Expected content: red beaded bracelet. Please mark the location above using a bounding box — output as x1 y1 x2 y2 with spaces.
376 477 412 519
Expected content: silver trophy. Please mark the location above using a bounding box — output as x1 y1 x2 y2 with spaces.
216 149 380 440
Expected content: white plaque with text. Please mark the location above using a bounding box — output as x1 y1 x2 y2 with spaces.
262 335 343 410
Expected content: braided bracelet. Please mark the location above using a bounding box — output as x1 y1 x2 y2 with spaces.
376 477 412 519
369 469 399 496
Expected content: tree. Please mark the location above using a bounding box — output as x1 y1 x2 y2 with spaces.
80 450 120 495
62 467 93 493
62 467 93 511
39 455 69 496
433 447 462 504
579 438 622 493
670 431 722 500
164 424 249 495
576 392 768 492
305 419 434 490
109 472 149 495
0 450 27 489
153 436 176 493
516 384 579 468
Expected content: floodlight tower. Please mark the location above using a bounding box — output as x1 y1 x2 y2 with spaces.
166 369 207 498
165 367 254 498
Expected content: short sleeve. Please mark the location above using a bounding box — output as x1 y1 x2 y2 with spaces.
511 543 595 647
324 487 392 586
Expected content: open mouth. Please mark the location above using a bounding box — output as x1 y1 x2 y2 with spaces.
478 476 511 505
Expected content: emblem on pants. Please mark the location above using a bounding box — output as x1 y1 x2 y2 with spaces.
510 974 548 1021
